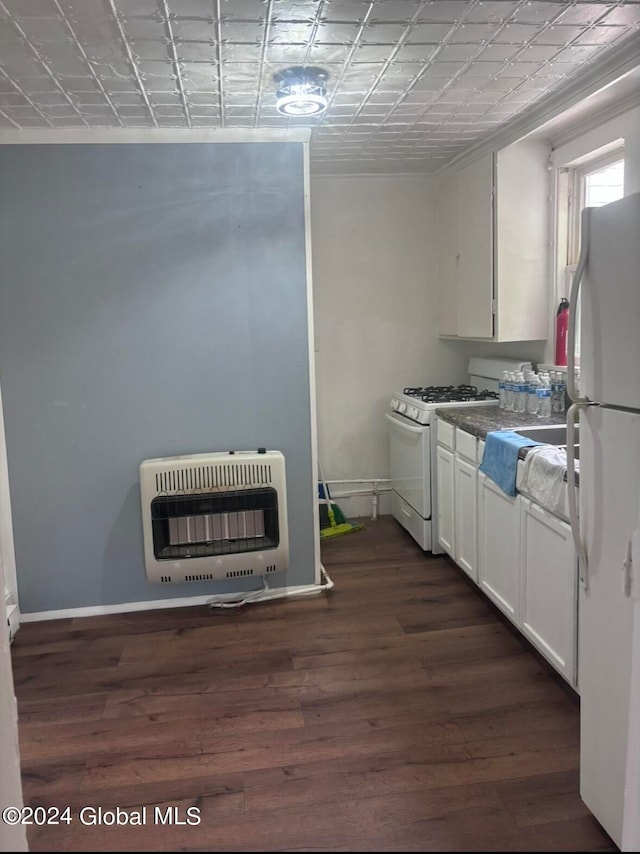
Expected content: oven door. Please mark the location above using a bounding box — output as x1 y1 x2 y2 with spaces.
385 412 431 518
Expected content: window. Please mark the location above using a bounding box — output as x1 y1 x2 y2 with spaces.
567 151 625 266
557 146 625 361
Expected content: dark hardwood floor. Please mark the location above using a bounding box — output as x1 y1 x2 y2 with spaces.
10 516 616 852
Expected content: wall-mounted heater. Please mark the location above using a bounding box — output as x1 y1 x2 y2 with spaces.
140 450 288 584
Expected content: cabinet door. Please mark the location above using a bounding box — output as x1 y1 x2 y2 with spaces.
436 445 455 558
477 472 521 624
437 171 459 336
520 498 577 686
454 456 477 580
494 140 550 342
456 153 494 339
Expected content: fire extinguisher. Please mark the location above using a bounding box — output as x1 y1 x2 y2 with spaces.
555 298 570 366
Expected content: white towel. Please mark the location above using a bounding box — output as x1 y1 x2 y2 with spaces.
516 445 574 516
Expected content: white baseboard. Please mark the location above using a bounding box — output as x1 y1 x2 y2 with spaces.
330 492 392 520
19 577 327 623
6 604 19 642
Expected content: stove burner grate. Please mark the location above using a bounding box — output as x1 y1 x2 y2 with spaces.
402 384 498 403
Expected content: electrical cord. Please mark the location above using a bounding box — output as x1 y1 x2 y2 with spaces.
207 565 334 610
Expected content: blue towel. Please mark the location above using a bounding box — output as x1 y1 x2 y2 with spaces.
479 431 544 497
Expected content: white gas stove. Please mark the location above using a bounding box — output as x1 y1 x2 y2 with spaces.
387 358 531 552
390 385 500 426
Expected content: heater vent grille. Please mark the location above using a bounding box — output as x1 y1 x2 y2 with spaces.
140 450 288 584
154 463 272 495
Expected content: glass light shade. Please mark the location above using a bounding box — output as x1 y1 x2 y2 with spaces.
275 92 328 116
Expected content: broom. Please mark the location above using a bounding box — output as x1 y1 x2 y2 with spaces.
318 460 364 539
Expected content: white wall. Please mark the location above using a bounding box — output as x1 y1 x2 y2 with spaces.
310 174 470 516
551 104 640 195
0 527 27 851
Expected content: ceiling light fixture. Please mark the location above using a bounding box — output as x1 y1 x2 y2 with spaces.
274 66 329 117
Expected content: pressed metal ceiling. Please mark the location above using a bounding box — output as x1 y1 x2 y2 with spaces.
0 1 639 172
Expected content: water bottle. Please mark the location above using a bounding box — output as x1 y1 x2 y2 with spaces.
522 370 532 411
506 371 515 411
514 371 527 413
499 371 508 410
527 372 540 415
537 374 551 419
551 371 566 414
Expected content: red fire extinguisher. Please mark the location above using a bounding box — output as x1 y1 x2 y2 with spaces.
555 298 570 366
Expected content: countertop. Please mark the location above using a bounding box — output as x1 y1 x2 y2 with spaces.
435 404 577 485
434 403 566 441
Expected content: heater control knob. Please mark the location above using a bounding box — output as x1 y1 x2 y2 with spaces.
398 402 407 414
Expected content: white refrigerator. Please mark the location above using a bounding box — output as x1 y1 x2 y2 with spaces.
567 191 640 850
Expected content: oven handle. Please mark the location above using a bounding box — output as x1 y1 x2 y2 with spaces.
385 412 425 435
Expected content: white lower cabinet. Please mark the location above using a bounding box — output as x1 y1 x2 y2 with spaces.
519 497 578 687
436 444 455 558
454 456 477 580
436 424 578 688
477 472 521 626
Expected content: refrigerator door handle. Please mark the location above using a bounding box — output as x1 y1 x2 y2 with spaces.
623 540 633 598
567 206 591 405
567 401 591 589
628 526 640 600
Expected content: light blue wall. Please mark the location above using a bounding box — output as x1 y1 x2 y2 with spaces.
0 142 315 613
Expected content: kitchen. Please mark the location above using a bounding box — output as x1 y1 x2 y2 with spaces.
1 1 640 851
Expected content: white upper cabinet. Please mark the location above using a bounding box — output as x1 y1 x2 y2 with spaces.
457 154 494 338
437 139 551 342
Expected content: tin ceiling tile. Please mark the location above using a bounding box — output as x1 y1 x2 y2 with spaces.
476 42 523 61
559 3 615 26
493 23 544 43
393 43 439 62
449 22 501 43
0 0 637 171
512 2 569 25
604 4 640 25
170 20 219 40
1 0 57 16
175 42 218 61
436 43 481 61
532 24 590 45
219 1 269 21
57 0 107 16
465 2 519 23
575 25 630 45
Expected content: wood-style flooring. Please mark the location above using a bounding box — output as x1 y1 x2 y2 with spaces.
10 516 616 852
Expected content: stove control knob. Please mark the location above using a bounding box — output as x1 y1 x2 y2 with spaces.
408 406 418 420
391 398 399 411
398 402 407 414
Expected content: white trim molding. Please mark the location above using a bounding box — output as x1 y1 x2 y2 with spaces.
303 142 323 587
19 576 326 622
0 127 311 145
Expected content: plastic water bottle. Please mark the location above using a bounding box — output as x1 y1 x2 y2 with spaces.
499 371 508 410
514 371 527 413
551 371 566 414
505 371 515 411
527 372 540 415
537 373 552 418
